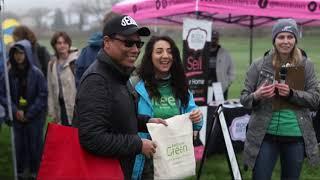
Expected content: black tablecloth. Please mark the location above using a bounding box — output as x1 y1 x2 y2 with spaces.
204 105 320 156
205 105 250 155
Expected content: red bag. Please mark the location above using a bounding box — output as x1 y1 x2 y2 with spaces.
37 123 124 180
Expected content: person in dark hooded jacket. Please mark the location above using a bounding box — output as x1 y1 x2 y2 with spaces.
75 12 119 87
13 25 51 78
74 32 102 87
0 40 48 179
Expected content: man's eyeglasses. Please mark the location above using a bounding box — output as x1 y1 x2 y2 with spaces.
111 37 144 48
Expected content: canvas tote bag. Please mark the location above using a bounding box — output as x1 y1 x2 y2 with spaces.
147 114 196 179
37 123 124 180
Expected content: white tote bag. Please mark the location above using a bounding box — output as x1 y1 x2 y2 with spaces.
147 113 196 179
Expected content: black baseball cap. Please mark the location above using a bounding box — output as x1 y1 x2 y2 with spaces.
103 15 150 37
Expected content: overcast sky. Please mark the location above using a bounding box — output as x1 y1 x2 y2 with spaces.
4 0 73 13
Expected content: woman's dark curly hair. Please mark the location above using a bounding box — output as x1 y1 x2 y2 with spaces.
137 36 189 107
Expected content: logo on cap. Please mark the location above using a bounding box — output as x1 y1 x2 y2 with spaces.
121 16 138 27
281 26 293 33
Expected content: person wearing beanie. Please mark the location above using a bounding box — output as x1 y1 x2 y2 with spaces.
72 15 167 179
240 18 320 179
272 18 299 44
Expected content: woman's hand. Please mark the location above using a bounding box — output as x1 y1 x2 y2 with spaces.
253 82 275 100
274 82 290 97
189 109 202 123
15 110 24 121
149 118 168 126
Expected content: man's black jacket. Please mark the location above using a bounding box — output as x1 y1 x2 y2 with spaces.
73 50 148 179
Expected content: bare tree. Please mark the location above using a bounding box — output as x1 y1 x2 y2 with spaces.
70 0 118 24
3 11 20 20
52 8 66 31
27 7 50 29
68 1 88 31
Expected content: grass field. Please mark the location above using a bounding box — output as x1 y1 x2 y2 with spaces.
1 33 320 179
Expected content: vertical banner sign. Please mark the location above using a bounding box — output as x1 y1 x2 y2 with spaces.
183 18 212 106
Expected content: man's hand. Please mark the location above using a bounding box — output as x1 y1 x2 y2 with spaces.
141 139 157 158
148 118 168 126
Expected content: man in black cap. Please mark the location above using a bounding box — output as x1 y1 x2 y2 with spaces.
73 15 166 179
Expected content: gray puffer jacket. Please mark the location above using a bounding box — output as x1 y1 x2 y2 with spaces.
240 50 320 169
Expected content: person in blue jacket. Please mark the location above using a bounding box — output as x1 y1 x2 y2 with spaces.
132 36 203 179
75 12 119 87
74 32 102 87
0 40 48 179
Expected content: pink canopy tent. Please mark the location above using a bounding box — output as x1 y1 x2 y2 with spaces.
112 0 320 63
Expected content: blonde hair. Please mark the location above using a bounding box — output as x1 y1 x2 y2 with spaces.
272 46 302 69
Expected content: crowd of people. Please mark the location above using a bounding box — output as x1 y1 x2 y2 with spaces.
0 12 319 180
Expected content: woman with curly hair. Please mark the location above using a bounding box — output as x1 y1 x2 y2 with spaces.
132 36 203 179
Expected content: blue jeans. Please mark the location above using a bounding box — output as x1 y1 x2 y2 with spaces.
253 139 305 180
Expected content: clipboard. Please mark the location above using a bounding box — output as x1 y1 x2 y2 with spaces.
272 66 304 110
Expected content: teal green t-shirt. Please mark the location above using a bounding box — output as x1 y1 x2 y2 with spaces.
267 109 302 136
152 83 180 119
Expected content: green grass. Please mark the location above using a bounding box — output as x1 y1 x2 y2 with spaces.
1 34 320 179
0 126 13 179
192 153 320 180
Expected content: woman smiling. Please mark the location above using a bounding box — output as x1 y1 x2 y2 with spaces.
240 19 320 180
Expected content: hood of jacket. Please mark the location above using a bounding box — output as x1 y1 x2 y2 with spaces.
9 40 34 70
52 50 79 67
67 51 79 63
87 32 103 48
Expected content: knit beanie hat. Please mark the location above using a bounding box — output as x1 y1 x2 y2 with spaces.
272 18 298 43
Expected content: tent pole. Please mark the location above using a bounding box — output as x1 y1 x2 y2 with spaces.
195 0 199 19
0 1 18 179
195 11 200 19
249 16 253 65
